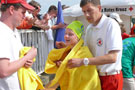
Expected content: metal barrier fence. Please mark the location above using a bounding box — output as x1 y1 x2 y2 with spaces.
18 30 49 75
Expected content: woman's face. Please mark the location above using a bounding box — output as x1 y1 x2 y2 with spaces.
64 28 79 47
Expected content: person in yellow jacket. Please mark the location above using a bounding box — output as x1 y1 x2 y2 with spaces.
44 21 101 90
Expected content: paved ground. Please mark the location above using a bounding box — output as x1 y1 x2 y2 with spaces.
39 72 55 86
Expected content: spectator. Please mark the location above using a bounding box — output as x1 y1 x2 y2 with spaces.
45 5 67 53
122 38 135 90
110 12 135 40
109 13 123 24
47 5 66 31
28 0 41 20
45 5 58 53
67 0 123 90
0 0 37 90
28 0 42 30
17 0 49 30
17 0 42 30
120 23 135 40
130 24 135 35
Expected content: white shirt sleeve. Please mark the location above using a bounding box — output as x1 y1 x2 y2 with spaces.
0 34 12 59
106 20 122 53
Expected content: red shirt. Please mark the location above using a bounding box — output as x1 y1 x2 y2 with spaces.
17 19 32 29
130 25 135 35
122 33 130 40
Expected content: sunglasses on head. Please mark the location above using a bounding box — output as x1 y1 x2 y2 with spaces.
33 5 39 10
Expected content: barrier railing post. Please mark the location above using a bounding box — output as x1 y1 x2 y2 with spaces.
19 30 49 75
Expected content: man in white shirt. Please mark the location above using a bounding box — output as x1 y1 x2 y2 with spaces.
67 0 123 90
0 0 37 90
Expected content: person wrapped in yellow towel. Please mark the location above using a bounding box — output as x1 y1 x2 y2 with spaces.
18 47 44 90
45 21 101 90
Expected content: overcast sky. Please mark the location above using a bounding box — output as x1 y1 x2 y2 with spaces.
28 0 81 14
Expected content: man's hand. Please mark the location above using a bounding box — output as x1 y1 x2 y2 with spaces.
25 17 37 25
42 26 50 30
24 59 34 68
67 58 83 69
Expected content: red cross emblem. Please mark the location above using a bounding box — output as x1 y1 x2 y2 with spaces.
97 38 103 46
98 40 102 45
129 6 133 11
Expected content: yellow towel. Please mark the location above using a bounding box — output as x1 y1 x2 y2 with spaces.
45 39 101 90
18 47 44 90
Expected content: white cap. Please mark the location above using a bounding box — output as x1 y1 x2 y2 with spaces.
110 13 122 23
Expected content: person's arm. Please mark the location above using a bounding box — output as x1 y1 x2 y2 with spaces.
0 47 37 78
129 34 135 37
67 50 119 68
33 24 50 30
0 58 26 78
17 17 37 29
51 23 67 30
32 19 50 30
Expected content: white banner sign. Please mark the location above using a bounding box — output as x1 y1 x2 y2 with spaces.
102 5 135 15
101 0 135 6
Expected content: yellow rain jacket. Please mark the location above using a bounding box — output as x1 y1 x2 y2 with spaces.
45 39 101 90
18 47 44 90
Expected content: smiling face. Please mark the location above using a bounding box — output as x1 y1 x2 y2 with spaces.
81 3 102 25
64 28 79 48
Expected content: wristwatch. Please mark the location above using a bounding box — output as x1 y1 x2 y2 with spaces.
83 58 89 66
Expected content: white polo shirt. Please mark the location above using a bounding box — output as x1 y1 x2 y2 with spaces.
84 14 122 73
0 21 23 90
